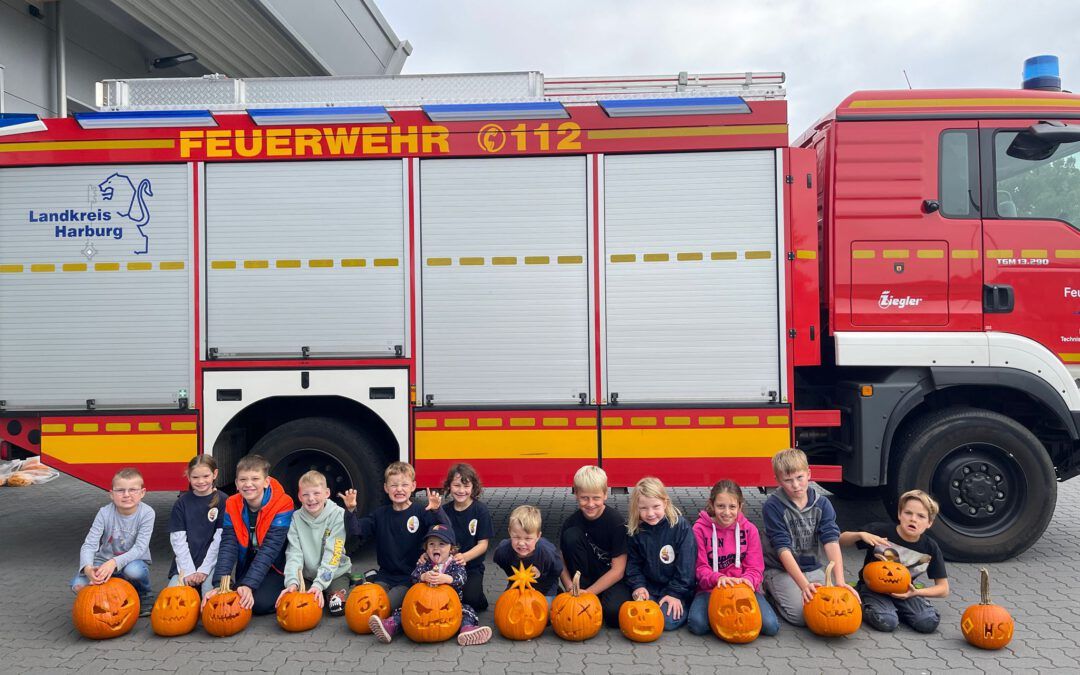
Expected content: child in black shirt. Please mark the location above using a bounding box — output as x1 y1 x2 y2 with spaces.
440 463 494 611
492 505 563 597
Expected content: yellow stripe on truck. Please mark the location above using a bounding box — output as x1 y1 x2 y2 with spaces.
41 433 196 464
415 430 596 460
603 428 789 458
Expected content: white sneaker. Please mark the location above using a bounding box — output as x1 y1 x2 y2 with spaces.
457 625 492 646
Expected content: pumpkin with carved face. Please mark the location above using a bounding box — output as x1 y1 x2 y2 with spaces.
494 562 549 640
202 576 252 637
345 579 390 634
72 577 140 640
708 583 762 643
961 568 1014 650
150 584 200 636
550 571 602 642
401 582 462 642
276 572 323 633
803 562 862 637
619 599 665 643
862 551 912 595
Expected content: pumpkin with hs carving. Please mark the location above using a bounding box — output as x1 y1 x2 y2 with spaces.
961 568 1014 650
276 572 323 633
619 599 665 643
862 550 912 595
72 577 140 640
494 562 549 640
401 581 461 642
803 561 862 637
150 581 200 637
202 576 252 637
345 578 390 634
550 571 602 642
708 582 761 643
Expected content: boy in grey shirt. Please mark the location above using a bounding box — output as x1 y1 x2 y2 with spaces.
71 468 156 615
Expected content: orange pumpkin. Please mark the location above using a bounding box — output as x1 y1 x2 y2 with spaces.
494 562 549 640
619 599 665 643
803 561 862 637
862 550 912 595
400 582 462 642
708 582 762 643
202 576 252 637
150 579 200 637
345 578 391 634
550 571 602 642
72 577 140 640
276 571 323 633
961 568 1014 650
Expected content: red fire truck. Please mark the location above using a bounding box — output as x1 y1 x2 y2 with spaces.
1 68 1077 561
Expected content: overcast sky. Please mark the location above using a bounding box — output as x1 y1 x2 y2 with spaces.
379 0 1079 137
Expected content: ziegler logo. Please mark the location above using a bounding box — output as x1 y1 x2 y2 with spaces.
477 124 506 153
878 291 923 309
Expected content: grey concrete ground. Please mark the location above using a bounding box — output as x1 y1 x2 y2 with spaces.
1 475 1078 674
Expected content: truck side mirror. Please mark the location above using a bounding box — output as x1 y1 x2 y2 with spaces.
1007 121 1080 160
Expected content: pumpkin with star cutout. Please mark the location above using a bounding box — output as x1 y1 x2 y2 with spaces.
961 568 1014 650
550 571 602 642
618 599 665 643
400 581 462 642
72 577 140 640
345 577 391 634
202 575 252 637
276 571 323 633
150 580 200 637
708 582 762 643
803 561 862 637
494 561 549 640
862 550 912 595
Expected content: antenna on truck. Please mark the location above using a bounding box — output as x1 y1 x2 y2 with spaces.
902 69 913 89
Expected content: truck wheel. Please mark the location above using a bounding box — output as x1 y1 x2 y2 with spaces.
888 407 1056 562
251 417 385 518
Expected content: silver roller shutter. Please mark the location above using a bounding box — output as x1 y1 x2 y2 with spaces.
0 164 193 409
603 151 780 402
205 160 405 358
420 156 589 405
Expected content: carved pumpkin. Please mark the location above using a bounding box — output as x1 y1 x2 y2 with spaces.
276 571 323 633
803 561 862 637
202 576 252 637
862 550 912 595
72 577 140 640
494 562 549 640
961 568 1014 650
619 599 665 643
708 582 762 643
150 580 200 637
550 571 602 642
345 578 391 634
400 582 462 642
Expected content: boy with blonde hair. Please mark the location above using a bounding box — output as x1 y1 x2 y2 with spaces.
278 470 351 617
761 448 854 626
492 505 563 597
559 465 632 627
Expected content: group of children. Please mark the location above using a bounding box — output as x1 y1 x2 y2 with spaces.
72 447 949 643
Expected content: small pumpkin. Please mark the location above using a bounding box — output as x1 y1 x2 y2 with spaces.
862 549 912 595
494 562 549 640
202 576 252 637
708 582 762 643
619 599 665 643
276 571 323 633
345 577 391 634
803 561 862 637
150 575 200 637
961 567 1014 650
400 581 462 642
72 577 140 640
550 571 602 642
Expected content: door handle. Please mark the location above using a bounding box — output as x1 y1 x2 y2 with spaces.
983 284 1015 313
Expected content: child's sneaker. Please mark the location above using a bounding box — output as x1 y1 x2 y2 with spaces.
457 625 492 646
328 590 346 617
369 615 393 643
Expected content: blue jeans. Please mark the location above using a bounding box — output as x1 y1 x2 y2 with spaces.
662 598 690 631
687 590 780 637
71 559 152 598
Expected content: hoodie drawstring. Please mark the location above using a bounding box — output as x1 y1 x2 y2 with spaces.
735 518 741 569
711 523 718 573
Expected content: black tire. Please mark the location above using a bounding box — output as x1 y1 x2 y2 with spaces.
820 481 885 502
250 417 385 518
886 407 1056 562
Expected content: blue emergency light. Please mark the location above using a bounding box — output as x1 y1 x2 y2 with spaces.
1022 55 1061 91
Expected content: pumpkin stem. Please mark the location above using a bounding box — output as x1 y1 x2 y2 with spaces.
221 575 231 594
570 571 581 597
822 560 835 588
979 567 991 605
297 570 306 594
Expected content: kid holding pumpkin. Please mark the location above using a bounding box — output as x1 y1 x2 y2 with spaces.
493 504 564 599
687 479 780 636
167 455 227 597
624 477 697 631
838 489 948 633
440 463 495 611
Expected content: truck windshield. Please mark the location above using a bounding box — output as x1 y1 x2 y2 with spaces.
995 131 1080 228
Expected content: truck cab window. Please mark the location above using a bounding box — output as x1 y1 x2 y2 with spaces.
994 131 1080 228
939 130 978 218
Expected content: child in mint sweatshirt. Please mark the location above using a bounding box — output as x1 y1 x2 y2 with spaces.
279 471 351 616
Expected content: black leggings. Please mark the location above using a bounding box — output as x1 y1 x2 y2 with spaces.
250 569 286 615
462 570 489 612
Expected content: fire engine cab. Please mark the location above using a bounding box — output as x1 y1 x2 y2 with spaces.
1 59 1077 561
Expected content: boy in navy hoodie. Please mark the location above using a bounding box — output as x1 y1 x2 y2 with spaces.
341 461 448 610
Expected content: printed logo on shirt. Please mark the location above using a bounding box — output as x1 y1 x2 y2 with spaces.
207 507 219 523
468 519 478 537
659 544 675 565
407 516 420 534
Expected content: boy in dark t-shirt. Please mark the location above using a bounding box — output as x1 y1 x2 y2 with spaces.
839 489 949 633
559 465 632 627
492 505 563 597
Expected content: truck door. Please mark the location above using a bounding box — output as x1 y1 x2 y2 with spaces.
980 121 1080 374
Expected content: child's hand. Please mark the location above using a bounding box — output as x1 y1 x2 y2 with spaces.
94 559 117 583
82 565 97 583
452 552 467 566
847 584 862 603
184 572 207 586
658 595 684 620
801 581 821 604
632 587 649 601
889 585 917 600
275 584 298 608
338 489 358 512
201 587 218 609
425 488 442 511
716 576 748 588
309 585 325 608
860 531 890 548
236 585 255 610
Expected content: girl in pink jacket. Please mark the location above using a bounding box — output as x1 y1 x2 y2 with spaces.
687 480 780 636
